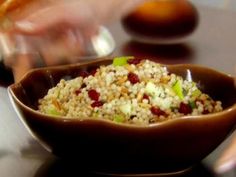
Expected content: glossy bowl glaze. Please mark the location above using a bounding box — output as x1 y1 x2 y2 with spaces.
8 58 236 174
121 0 199 44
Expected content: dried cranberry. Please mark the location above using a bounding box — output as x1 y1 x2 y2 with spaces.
150 107 166 116
88 89 100 101
90 69 97 76
88 66 98 76
179 102 192 115
127 58 142 65
203 109 210 114
75 89 81 95
79 70 89 78
143 94 150 101
128 72 140 84
91 101 103 108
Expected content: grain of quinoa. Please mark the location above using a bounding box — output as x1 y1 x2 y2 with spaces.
38 57 223 125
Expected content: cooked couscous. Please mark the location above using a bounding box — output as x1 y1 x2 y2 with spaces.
38 57 223 125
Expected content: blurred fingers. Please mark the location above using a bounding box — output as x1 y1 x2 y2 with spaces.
14 1 99 36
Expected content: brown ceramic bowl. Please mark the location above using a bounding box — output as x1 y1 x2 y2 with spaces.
8 58 236 175
121 0 199 44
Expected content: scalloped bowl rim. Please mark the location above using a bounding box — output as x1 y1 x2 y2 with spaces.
8 58 236 129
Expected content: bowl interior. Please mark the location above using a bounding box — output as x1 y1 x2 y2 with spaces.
12 59 236 112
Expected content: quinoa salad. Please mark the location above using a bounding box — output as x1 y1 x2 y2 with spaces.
38 57 223 125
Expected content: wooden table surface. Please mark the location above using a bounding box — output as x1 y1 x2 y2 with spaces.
0 5 236 177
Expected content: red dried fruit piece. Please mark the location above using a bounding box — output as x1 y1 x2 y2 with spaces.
90 69 97 76
88 66 98 76
79 71 89 78
179 102 192 115
143 94 150 101
127 58 142 65
150 107 166 116
88 89 100 101
203 109 210 114
91 101 104 108
128 72 140 84
75 89 81 95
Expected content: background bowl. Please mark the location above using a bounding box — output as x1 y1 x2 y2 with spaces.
8 58 236 174
121 0 199 44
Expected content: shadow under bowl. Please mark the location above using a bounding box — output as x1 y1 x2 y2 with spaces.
8 58 236 174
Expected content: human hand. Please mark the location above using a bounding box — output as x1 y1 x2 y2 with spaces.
3 0 147 59
12 0 146 34
1 0 147 81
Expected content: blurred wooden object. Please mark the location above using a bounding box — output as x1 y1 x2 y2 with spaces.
214 132 236 174
121 0 199 44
